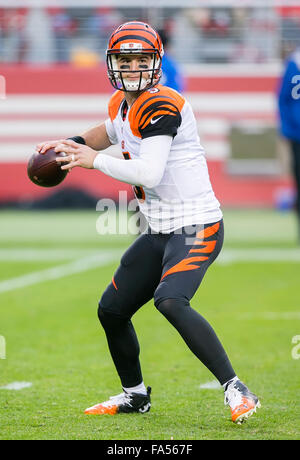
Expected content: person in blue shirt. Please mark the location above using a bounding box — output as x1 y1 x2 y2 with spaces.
158 29 185 93
278 46 300 238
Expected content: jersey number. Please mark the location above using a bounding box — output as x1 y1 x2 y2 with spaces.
122 151 145 202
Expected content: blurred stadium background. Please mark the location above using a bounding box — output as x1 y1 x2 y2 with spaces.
0 0 299 211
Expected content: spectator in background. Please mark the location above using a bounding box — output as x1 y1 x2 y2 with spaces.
92 8 122 55
1 8 27 62
278 45 300 240
158 29 185 92
0 9 4 61
24 7 55 64
48 8 75 63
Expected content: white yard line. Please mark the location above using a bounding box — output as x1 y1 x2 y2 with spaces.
217 248 300 264
0 248 101 261
0 250 122 294
238 312 300 321
1 247 300 263
199 380 221 390
1 247 300 294
0 382 32 390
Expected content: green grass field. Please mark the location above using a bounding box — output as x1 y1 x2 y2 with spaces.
0 209 299 440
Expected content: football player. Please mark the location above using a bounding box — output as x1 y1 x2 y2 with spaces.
37 22 260 424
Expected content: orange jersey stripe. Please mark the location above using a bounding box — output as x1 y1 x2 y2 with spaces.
128 85 185 138
108 91 124 122
139 108 177 130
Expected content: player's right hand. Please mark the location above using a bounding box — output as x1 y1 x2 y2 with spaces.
36 139 67 155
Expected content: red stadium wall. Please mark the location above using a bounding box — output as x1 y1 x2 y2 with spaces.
0 64 292 208
1 64 279 94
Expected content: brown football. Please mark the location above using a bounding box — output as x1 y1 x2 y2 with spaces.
27 148 68 187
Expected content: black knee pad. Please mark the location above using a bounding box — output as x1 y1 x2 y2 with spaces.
99 283 118 314
155 298 174 315
154 297 189 321
97 302 108 324
99 280 141 320
98 283 127 322
154 279 190 310
98 302 129 332
97 302 111 328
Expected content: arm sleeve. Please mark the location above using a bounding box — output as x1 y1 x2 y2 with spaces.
105 118 119 145
93 135 172 189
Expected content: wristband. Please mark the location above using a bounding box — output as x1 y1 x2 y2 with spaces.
67 136 86 145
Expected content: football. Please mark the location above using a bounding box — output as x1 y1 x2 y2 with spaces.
27 148 68 187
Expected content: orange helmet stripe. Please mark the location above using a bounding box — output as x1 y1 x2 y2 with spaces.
108 22 162 52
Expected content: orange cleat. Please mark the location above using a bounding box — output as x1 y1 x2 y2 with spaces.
84 402 118 415
85 387 151 415
224 379 261 424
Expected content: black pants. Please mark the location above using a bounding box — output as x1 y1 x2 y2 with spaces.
98 220 236 388
290 140 300 218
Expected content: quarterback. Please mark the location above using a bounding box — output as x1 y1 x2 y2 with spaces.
37 22 260 424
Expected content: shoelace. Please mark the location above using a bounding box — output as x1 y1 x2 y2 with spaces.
101 392 133 408
224 384 243 408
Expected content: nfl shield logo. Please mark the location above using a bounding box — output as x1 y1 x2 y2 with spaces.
120 43 143 52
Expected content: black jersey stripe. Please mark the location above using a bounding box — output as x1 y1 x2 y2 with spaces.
135 95 176 117
139 104 179 128
140 100 179 117
140 110 178 130
139 100 180 121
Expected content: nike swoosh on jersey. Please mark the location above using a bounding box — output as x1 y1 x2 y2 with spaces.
150 116 164 124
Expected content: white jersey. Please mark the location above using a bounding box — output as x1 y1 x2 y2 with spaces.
105 84 222 233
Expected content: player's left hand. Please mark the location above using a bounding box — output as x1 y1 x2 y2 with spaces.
54 139 98 170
